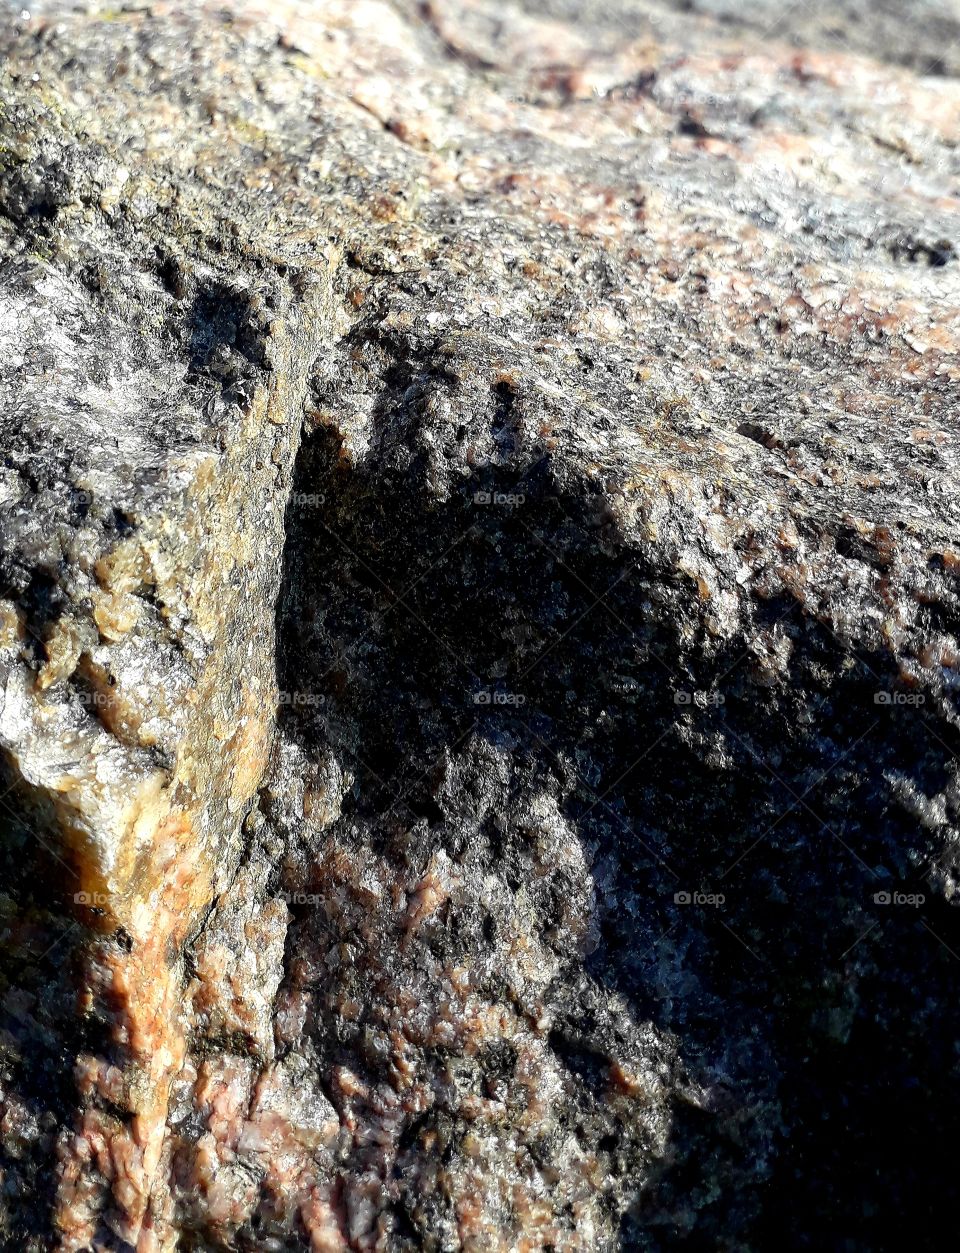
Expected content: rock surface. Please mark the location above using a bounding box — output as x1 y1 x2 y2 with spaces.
0 1 959 1249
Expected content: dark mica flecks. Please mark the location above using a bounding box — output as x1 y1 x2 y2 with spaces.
0 0 959 1249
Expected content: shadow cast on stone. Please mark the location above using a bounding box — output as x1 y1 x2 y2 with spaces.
270 399 960 1249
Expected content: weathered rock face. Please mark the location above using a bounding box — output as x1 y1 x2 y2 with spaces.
0 1 959 1249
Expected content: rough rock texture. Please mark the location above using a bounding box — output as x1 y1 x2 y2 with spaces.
0 1 959 1249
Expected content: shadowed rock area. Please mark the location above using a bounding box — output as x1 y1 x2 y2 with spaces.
0 0 959 1249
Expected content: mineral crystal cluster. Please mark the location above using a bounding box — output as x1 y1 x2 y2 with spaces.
0 1 959 1249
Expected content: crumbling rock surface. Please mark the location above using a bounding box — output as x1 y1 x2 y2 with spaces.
0 0 959 1249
